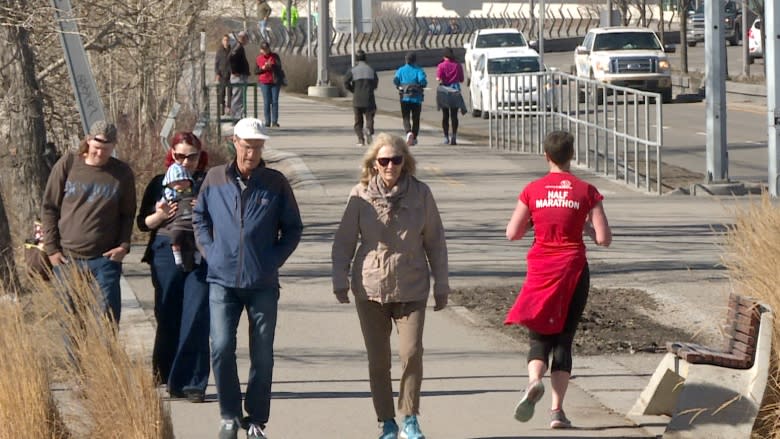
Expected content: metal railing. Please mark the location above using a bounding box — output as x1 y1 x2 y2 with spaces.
240 9 681 56
487 71 664 194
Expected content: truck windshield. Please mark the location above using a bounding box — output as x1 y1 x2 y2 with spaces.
593 32 662 51
475 33 527 48
487 57 540 74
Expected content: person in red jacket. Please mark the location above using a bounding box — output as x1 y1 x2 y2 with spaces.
504 130 611 430
255 42 282 127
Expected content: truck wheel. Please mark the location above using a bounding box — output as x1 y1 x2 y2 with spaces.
661 89 673 104
471 108 481 117
688 42 697 47
578 89 586 103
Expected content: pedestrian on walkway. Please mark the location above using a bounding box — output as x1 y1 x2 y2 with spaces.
344 49 378 146
393 52 427 146
256 0 272 42
504 130 611 429
435 47 467 145
215 34 233 116
255 42 282 127
41 120 136 324
137 132 211 402
229 31 251 120
193 118 303 439
331 132 450 439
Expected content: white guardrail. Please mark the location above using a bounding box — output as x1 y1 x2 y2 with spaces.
486 71 663 194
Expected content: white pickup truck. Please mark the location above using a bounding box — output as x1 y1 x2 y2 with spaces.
573 27 676 103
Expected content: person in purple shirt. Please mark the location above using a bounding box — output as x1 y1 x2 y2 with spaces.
435 48 467 145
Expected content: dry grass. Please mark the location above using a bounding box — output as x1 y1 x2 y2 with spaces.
0 289 70 438
29 265 173 438
282 53 319 94
722 193 780 437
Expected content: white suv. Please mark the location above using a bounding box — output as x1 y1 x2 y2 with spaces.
464 28 529 79
574 27 675 103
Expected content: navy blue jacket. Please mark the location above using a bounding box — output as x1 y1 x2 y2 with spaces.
193 161 302 289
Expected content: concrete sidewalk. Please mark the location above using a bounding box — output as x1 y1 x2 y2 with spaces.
122 93 747 438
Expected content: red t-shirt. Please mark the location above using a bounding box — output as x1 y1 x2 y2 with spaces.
505 172 604 334
519 172 604 250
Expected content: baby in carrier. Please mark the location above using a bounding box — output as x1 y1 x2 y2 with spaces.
161 163 200 271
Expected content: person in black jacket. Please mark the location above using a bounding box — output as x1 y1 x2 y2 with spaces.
215 35 232 116
229 31 251 121
344 50 379 146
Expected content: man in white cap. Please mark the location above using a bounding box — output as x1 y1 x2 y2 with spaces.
193 118 302 439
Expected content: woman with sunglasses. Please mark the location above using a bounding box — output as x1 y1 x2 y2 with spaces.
332 132 450 439
136 131 211 403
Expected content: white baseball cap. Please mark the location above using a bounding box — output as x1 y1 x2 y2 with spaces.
233 118 270 140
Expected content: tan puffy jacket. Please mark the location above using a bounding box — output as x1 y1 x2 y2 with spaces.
332 177 450 303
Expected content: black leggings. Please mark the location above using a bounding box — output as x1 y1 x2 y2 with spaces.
527 264 590 373
442 107 459 137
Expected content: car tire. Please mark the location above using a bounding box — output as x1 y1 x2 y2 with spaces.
471 108 481 117
481 110 489 119
578 89 586 104
688 42 697 47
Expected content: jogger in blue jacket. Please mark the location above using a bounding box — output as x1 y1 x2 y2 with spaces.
393 52 428 146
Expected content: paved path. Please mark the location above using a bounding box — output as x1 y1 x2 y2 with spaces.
122 93 749 438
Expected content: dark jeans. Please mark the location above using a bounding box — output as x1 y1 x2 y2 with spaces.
353 107 375 142
210 283 279 424
400 101 422 138
150 234 210 394
527 264 590 373
259 83 280 125
441 107 459 137
53 255 123 323
217 78 232 112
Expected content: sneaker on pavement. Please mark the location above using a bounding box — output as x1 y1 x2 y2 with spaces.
379 419 399 439
550 409 572 429
364 129 373 145
442 136 450 145
514 380 544 422
405 132 415 146
399 415 425 439
246 423 268 438
218 419 239 439
450 135 457 145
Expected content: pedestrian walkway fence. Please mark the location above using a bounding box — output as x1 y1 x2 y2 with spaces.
242 10 680 56
486 71 664 194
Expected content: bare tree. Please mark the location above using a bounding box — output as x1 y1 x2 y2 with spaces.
0 3 49 290
678 0 696 73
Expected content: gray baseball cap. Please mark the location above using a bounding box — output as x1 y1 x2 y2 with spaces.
88 120 118 143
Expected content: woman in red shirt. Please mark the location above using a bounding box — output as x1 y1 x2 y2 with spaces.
504 130 611 429
255 42 281 127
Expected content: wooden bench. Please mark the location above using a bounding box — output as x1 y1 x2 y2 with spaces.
666 294 761 370
629 293 773 439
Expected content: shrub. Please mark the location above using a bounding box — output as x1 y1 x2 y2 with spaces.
723 193 780 437
280 53 318 93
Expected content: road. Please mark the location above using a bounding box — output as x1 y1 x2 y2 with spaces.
372 43 769 186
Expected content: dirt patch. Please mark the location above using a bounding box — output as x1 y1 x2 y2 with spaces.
450 285 696 355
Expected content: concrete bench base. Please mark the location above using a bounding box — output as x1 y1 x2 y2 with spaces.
629 306 773 439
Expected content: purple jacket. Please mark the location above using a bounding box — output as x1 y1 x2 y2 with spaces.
436 59 464 86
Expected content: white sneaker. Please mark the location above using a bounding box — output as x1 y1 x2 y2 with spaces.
405 132 415 146
247 423 268 438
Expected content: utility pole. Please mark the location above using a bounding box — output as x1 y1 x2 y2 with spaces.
606 0 613 26
704 0 728 182
411 0 417 20
308 0 339 96
767 0 780 195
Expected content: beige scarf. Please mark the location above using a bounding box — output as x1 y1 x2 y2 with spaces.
366 173 409 224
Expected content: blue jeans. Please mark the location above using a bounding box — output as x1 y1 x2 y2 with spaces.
259 83 280 125
54 256 123 323
210 283 279 424
150 234 210 394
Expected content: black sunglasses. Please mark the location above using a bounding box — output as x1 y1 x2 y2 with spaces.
377 156 403 167
173 152 200 161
